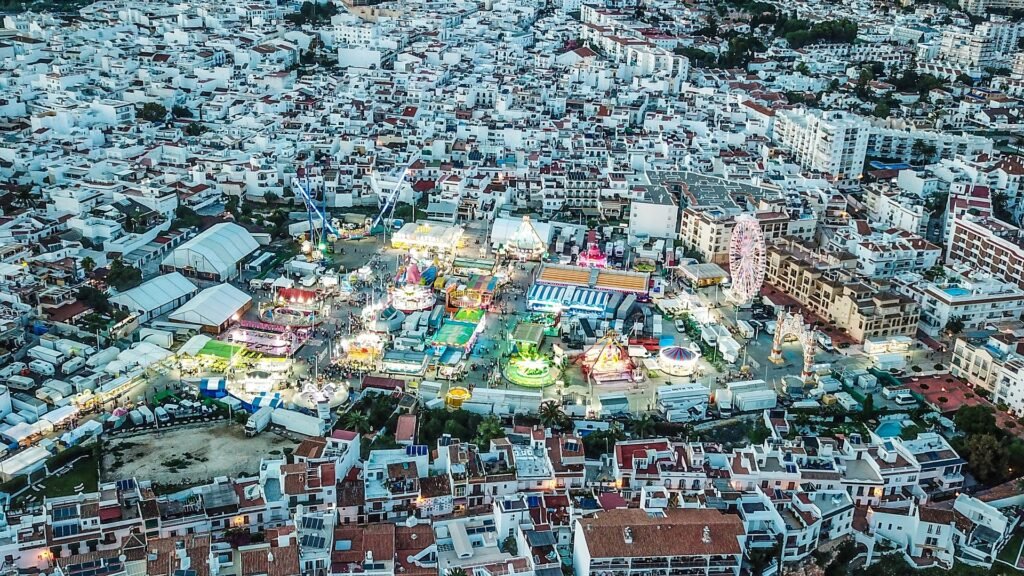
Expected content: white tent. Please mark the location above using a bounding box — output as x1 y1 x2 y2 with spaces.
169 283 252 328
178 334 213 358
161 223 259 280
109 272 198 323
0 446 49 480
41 406 78 426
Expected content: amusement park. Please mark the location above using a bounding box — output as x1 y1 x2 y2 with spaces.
130 156 825 438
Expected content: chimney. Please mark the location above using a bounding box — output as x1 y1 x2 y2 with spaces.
702 526 711 544
623 527 633 544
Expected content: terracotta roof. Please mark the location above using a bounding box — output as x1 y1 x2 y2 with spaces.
579 508 744 558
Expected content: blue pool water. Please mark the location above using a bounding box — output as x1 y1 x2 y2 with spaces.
943 287 971 297
875 421 904 438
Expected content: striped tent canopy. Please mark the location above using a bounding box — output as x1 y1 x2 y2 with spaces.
568 288 609 311
659 346 698 364
528 284 567 303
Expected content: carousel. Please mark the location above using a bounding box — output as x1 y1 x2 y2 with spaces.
576 230 608 268
221 320 307 357
577 331 635 384
502 215 547 261
445 386 472 409
658 346 700 377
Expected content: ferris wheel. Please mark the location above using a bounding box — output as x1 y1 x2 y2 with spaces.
727 215 766 304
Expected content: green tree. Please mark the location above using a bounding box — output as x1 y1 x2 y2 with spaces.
795 62 811 75
172 105 192 118
447 569 468 576
106 258 143 291
954 404 997 435
631 414 655 439
872 101 890 119
961 434 1007 484
474 415 505 447
77 285 110 314
945 315 965 336
899 424 922 440
342 411 372 434
500 535 518 555
539 401 567 429
81 256 95 274
138 102 168 122
185 123 209 137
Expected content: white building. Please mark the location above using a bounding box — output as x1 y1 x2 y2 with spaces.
892 268 1024 337
160 222 259 281
628 187 678 242
773 109 871 183
109 272 198 324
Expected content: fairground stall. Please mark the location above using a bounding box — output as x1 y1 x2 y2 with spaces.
391 222 464 260
261 286 326 327
575 230 608 268
445 274 501 312
222 320 308 357
391 283 436 313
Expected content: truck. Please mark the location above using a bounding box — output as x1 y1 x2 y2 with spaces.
764 321 777 335
27 346 64 367
652 315 663 338
270 408 324 437
47 338 96 358
245 405 275 437
284 258 322 277
733 389 778 412
874 352 906 372
129 410 144 426
29 359 55 376
815 331 834 352
716 389 733 418
627 345 651 359
86 347 120 369
137 405 155 425
155 406 170 424
60 357 86 375
736 320 755 340
42 379 74 398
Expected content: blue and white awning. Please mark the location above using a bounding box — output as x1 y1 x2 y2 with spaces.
568 288 609 311
528 284 566 303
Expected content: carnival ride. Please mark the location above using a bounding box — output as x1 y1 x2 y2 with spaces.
390 284 436 312
293 378 349 411
658 345 700 377
503 350 560 388
577 331 635 384
295 165 340 261
576 230 608 268
339 332 384 369
504 215 547 260
222 321 305 357
261 287 324 327
445 386 472 409
727 215 766 304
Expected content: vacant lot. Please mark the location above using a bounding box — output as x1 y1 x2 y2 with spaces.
101 422 298 485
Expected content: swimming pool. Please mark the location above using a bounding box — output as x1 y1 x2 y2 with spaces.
943 287 971 297
875 420 904 438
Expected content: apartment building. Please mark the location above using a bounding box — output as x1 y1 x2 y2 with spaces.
829 221 941 279
680 208 815 265
951 332 1016 391
573 507 746 576
947 215 1024 290
773 109 871 182
892 268 1024 337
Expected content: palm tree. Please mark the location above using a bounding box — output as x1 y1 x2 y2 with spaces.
342 411 372 434
474 415 505 447
447 569 468 576
539 400 565 429
631 414 655 439
81 257 95 274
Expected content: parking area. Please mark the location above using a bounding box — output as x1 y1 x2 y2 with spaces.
101 422 298 485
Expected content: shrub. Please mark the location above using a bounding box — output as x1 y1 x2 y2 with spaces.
938 396 949 403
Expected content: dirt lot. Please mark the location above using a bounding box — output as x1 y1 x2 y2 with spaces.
101 422 298 485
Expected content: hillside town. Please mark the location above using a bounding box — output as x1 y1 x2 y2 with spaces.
0 0 1023 574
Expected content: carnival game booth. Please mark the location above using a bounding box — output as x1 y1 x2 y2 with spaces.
381 349 430 378
261 287 325 327
391 222 464 259
526 283 612 316
576 230 608 268
429 308 486 355
222 320 307 357
577 331 636 385
445 274 501 312
451 257 497 276
534 263 650 303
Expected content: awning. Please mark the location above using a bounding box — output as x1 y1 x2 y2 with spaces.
568 288 609 311
528 284 566 303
